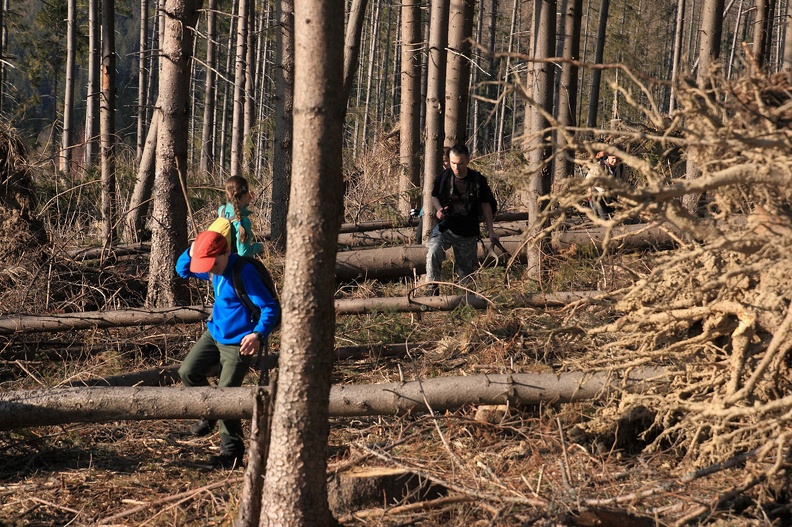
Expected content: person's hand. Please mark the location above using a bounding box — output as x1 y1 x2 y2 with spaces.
436 207 447 220
489 231 500 243
239 332 261 355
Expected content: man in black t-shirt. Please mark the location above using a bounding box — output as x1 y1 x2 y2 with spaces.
424 144 499 295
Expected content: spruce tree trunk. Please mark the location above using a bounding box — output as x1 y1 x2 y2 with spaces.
421 0 450 242
683 0 724 213
259 0 345 521
669 0 686 114
398 0 422 218
84 0 100 168
553 0 582 182
269 0 294 251
523 0 556 281
444 0 474 148
242 0 256 174
146 0 202 307
230 0 248 177
137 0 149 162
125 111 160 242
200 0 217 176
100 0 117 248
60 0 76 176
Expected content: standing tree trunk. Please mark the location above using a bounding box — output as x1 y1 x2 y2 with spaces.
101 0 117 249
230 0 248 177
421 0 450 243
523 0 556 281
669 0 686 114
242 0 256 174
553 0 582 182
60 0 76 176
444 0 474 148
137 0 150 161
342 0 369 103
784 0 792 76
258 0 345 522
146 0 202 307
269 0 294 251
398 0 422 218
84 0 100 169
752 0 772 68
586 0 609 128
683 0 724 213
200 0 217 177
125 110 160 242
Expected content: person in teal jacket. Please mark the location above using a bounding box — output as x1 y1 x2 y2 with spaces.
219 176 264 257
176 230 279 469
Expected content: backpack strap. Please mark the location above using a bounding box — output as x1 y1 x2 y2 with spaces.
232 256 260 323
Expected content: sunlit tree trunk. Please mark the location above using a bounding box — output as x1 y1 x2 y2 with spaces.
752 0 772 68
269 0 294 250
444 0 474 148
361 0 381 149
553 0 582 183
137 0 149 161
258 0 345 522
146 0 202 307
200 0 217 177
230 0 248 177
60 0 76 176
523 0 556 281
242 0 256 173
683 0 724 213
586 0 608 128
784 0 792 77
669 0 686 114
84 0 100 168
421 0 449 242
101 0 117 248
398 0 421 218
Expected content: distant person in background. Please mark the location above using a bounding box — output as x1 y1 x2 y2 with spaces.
424 144 498 295
218 176 263 257
587 151 624 219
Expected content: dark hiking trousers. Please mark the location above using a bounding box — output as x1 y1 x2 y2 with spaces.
179 330 251 457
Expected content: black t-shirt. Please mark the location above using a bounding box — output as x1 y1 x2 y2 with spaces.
431 168 494 237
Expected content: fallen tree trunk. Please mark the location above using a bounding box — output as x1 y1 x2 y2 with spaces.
0 367 666 430
69 342 436 387
550 223 680 252
337 212 529 234
0 291 597 335
338 221 526 248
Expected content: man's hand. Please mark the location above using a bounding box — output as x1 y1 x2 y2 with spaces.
489 231 500 243
239 332 261 355
436 206 448 220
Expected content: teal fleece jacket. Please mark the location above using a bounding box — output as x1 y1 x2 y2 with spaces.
218 203 264 257
176 250 279 344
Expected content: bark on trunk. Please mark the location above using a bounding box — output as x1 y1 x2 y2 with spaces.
100 0 117 247
443 0 474 147
125 111 160 243
0 291 599 335
398 0 421 217
200 0 217 176
0 368 666 431
229 0 248 177
60 0 76 175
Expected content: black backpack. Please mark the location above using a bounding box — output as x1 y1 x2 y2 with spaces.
231 256 281 330
439 169 498 217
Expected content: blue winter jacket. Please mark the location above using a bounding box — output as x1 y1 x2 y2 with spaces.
176 250 279 344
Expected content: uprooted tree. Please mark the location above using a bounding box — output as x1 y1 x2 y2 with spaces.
528 65 792 501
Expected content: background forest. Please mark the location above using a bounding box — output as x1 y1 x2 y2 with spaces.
3 0 792 525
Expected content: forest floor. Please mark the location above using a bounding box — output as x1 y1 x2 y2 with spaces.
1 246 788 527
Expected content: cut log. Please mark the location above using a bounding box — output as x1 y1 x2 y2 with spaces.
0 291 598 335
0 368 666 430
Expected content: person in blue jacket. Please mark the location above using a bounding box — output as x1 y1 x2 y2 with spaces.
218 175 264 257
176 230 279 469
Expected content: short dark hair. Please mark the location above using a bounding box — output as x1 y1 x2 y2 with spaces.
449 144 469 158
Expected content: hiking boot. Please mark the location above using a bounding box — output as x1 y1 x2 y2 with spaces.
190 419 216 437
209 452 244 470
